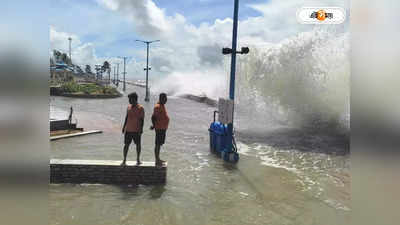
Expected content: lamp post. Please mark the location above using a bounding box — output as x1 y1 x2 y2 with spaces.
113 66 116 84
218 0 249 162
121 57 127 92
116 56 130 91
115 62 120 86
68 37 72 65
135 39 160 102
116 57 130 91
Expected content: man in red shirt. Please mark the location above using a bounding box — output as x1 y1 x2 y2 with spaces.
150 93 169 166
122 92 145 166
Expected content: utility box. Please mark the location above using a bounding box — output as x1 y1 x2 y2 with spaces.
218 98 234 124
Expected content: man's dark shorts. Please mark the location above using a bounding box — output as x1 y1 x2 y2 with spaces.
155 129 167 146
124 132 141 145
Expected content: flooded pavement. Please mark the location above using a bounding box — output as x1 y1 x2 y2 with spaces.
50 85 349 225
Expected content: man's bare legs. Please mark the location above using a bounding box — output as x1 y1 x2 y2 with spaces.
136 143 142 165
122 142 142 166
121 144 129 166
155 144 165 165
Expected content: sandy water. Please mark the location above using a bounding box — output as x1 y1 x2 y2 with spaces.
50 85 349 225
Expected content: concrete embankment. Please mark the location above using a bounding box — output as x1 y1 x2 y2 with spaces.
50 130 103 141
117 80 147 88
57 93 122 98
50 86 122 98
180 94 217 106
50 159 167 185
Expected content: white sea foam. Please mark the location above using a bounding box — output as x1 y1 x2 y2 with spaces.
151 69 227 100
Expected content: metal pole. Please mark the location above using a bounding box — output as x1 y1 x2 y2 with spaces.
145 43 150 101
230 0 239 101
228 0 239 150
108 67 111 85
116 63 119 84
123 57 126 92
68 37 72 64
136 39 159 102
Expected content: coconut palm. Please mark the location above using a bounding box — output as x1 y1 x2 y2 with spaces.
102 61 111 84
85 65 92 74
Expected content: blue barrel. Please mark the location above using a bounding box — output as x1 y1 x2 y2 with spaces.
208 122 217 151
209 122 224 152
214 123 227 153
209 122 238 163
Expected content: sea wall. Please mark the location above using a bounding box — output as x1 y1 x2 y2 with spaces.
53 93 122 98
50 159 167 185
181 94 217 106
50 86 122 98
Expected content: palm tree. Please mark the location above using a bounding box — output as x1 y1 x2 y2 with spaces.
102 61 111 84
85 65 92 74
102 61 110 70
61 53 68 64
53 50 62 63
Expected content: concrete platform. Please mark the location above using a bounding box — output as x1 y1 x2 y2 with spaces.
50 159 167 185
50 130 103 141
50 159 167 167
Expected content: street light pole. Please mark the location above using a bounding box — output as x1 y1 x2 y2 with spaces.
117 57 128 91
113 66 115 84
227 0 240 153
68 37 72 65
145 43 149 101
136 39 160 102
123 57 127 92
208 0 247 163
115 62 120 84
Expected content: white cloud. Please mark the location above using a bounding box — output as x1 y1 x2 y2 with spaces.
50 26 144 78
50 26 81 53
96 0 348 76
97 0 172 37
50 26 95 67
52 0 348 81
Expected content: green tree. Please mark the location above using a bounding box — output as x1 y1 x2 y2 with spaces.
53 50 62 63
85 65 92 74
102 61 111 83
61 53 67 63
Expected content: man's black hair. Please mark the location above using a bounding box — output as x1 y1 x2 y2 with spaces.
159 93 167 99
128 92 138 104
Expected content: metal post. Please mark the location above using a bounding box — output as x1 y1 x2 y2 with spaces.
108 67 111 85
228 0 240 151
68 37 72 65
136 39 159 102
145 43 150 101
123 57 126 92
116 63 119 84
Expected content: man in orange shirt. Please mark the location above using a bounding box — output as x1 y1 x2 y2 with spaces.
122 92 145 166
150 93 169 166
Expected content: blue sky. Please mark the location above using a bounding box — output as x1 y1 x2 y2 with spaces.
153 0 265 25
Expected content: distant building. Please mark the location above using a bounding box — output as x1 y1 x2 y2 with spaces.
50 63 74 82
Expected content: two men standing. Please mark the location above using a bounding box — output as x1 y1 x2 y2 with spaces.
121 92 169 166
